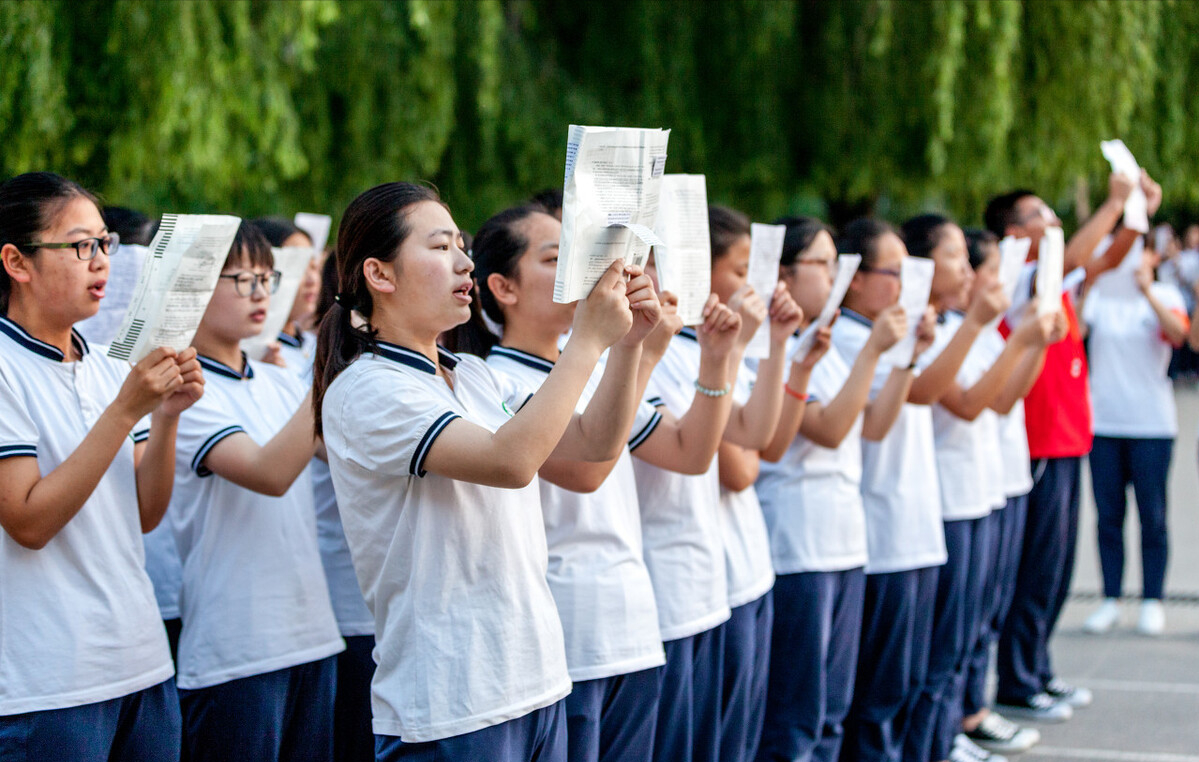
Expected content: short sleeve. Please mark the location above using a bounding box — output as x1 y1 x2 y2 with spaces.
175 391 247 477
806 354 843 404
330 367 461 478
487 362 537 414
0 367 39 460
628 400 663 451
915 317 957 373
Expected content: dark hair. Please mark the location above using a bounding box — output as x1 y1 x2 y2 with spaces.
250 216 311 248
529 188 563 218
225 221 274 271
983 189 1037 237
449 206 544 356
963 227 999 270
312 249 338 329
900 213 954 260
836 217 898 269
313 182 443 436
102 206 157 246
774 215 833 267
0 172 101 312
709 205 751 261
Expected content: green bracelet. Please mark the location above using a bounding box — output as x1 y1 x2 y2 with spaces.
694 379 730 397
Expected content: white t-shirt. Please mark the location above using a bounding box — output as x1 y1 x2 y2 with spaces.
322 342 570 742
832 311 947 574
719 362 775 607
487 345 665 682
634 328 731 641
0 319 172 715
923 313 1004 520
169 353 343 690
755 340 868 574
1083 283 1185 438
143 522 182 620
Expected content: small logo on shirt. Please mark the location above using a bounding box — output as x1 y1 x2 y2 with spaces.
501 401 515 417
1070 358 1083 378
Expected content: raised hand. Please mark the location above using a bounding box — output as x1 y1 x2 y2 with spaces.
966 280 1010 327
797 324 832 370
620 264 663 346
913 306 938 357
1109 171 1135 207
768 281 804 344
728 284 767 347
159 347 206 417
867 304 907 354
572 260 634 351
697 294 742 359
644 291 684 361
116 347 185 421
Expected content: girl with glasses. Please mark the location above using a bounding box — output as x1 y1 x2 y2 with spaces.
0 172 204 761
166 221 343 761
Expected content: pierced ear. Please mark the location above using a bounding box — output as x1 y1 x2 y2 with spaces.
1 244 33 284
487 271 519 307
362 257 397 295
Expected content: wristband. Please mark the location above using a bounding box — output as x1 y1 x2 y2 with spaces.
905 360 919 371
694 379 730 397
784 383 808 401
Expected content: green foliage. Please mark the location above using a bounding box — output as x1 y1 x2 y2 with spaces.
2 0 1197 232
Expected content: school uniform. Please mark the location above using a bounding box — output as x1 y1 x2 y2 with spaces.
634 327 731 762
1083 282 1186 601
755 341 867 762
997 267 1091 705
916 313 1005 761
717 363 777 762
277 327 316 376
322 342 570 760
487 345 666 762
830 310 947 762
0 317 179 761
169 353 344 761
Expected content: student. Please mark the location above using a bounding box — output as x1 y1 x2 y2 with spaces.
465 204 757 762
0 172 204 761
168 222 344 761
902 214 1054 762
957 229 1064 755
754 216 907 762
823 219 933 762
698 207 804 762
1081 237 1187 635
983 171 1159 721
251 216 322 372
315 182 640 761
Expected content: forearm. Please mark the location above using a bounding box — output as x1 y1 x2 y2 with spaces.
762 363 812 462
135 411 179 531
862 367 913 440
803 346 880 447
992 346 1046 414
1083 227 1138 285
1066 198 1123 272
909 322 981 404
945 343 1026 421
724 340 787 450
1145 292 1188 346
718 442 760 492
563 343 642 462
636 352 735 474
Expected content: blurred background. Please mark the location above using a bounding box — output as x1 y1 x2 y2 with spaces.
3 0 1197 233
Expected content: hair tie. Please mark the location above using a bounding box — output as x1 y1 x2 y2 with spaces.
334 292 354 307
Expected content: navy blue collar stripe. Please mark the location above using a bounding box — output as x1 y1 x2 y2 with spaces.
678 327 699 342
840 308 873 328
197 353 254 380
277 331 303 348
0 316 89 362
489 346 555 373
375 341 460 374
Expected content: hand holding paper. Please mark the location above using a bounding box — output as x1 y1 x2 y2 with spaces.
879 257 934 367
1035 227 1065 316
652 174 711 325
744 223 785 358
1101 139 1150 233
790 254 861 361
242 246 318 361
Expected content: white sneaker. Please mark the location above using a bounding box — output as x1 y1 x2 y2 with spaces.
1082 598 1119 633
1137 599 1166 635
996 692 1074 722
1045 678 1092 708
953 733 1009 762
965 712 1041 753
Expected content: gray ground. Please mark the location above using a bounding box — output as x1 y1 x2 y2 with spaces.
1010 383 1199 761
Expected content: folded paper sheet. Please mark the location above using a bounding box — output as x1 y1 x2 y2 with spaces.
108 215 241 363
791 254 861 361
242 246 318 361
294 212 333 254
744 223 785 358
1036 227 1065 316
653 174 711 326
881 257 934 368
556 125 670 303
1100 139 1149 234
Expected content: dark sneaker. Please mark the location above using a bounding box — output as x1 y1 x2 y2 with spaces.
1044 678 1093 708
965 712 1041 753
995 692 1073 723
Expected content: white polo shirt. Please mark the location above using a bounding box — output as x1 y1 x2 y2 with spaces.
322 342 570 742
0 317 172 715
755 340 868 574
832 311 947 574
1083 284 1185 438
972 328 1033 500
142 521 182 620
169 353 343 690
634 327 732 641
487 345 665 682
720 362 776 608
277 328 316 376
924 313 1004 520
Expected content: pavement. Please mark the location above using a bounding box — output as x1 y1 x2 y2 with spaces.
1009 383 1199 761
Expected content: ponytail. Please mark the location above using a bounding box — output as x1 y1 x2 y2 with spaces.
312 182 442 437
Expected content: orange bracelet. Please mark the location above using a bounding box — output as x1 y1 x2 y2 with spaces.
784 383 807 401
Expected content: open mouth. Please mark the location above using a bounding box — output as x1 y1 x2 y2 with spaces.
88 280 107 299
453 283 473 302
249 309 268 322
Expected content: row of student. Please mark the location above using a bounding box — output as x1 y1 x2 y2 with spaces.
0 167 1157 762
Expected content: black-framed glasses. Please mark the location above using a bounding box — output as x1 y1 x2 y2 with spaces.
22 233 120 261
858 265 902 280
219 270 282 297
